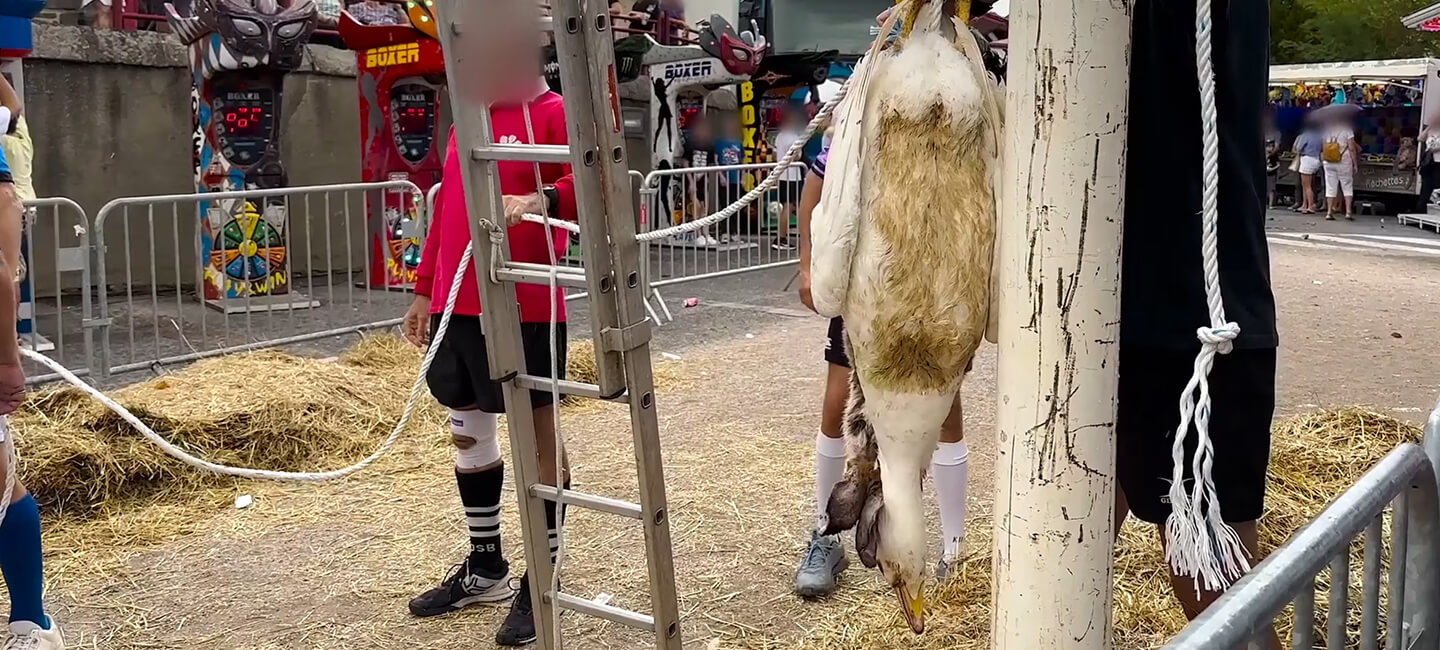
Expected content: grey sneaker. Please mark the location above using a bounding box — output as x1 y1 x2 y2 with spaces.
935 557 954 583
793 533 848 598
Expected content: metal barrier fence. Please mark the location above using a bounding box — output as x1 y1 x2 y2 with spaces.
19 198 94 386
640 163 806 322
1165 397 1440 650
91 181 424 379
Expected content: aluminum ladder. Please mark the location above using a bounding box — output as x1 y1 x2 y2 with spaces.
433 2 681 649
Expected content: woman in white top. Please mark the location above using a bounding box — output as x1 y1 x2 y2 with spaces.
1321 115 1360 221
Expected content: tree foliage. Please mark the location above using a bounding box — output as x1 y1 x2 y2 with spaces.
1271 0 1439 64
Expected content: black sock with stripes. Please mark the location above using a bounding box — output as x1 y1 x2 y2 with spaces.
544 481 570 566
457 465 507 575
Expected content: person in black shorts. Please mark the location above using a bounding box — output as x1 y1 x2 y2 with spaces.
790 2 1002 596
1118 2 1280 646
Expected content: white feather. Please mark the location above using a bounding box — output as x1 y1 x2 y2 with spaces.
809 53 875 319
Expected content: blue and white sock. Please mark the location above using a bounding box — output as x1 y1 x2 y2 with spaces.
0 493 50 629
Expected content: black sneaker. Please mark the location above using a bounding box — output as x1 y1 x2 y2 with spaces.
495 574 538 646
408 558 515 618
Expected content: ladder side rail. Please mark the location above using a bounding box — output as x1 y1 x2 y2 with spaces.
549 0 628 398
568 4 683 648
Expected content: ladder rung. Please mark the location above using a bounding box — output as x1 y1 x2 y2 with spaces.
514 374 627 402
471 143 573 164
496 265 589 289
548 590 656 631
531 484 642 519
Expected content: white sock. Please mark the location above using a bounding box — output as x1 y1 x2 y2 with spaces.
814 432 848 533
931 440 970 562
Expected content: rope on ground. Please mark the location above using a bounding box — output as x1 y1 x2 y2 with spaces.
1162 0 1250 592
18 241 477 484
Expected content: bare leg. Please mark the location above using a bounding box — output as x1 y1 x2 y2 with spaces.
1300 174 1314 211
1161 521 1282 650
821 362 849 439
532 403 570 488
1344 194 1354 219
0 443 27 504
938 395 964 444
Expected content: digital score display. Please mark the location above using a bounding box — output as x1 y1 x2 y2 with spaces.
390 84 437 165
213 87 276 168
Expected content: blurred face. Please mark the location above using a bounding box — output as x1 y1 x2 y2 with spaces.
690 120 711 143
451 0 543 105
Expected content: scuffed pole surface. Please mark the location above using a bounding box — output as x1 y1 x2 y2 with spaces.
992 1 1133 649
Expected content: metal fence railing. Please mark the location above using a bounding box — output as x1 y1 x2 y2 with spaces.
1165 397 1440 650
91 181 423 379
639 163 805 321
19 198 94 386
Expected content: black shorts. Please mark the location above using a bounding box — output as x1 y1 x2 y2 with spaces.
1116 346 1276 525
780 179 805 205
824 317 850 368
426 315 568 413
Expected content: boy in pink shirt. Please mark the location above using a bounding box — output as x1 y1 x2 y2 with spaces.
401 81 576 647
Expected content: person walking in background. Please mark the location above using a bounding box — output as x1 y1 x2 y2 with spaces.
347 0 406 25
713 115 744 244
1265 136 1280 209
1321 112 1360 221
1293 119 1323 214
771 108 807 252
676 115 719 246
1419 123 1440 211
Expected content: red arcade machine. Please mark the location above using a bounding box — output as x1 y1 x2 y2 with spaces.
338 1 445 290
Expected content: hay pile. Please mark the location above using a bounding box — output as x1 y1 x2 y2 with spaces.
799 407 1423 649
11 335 654 518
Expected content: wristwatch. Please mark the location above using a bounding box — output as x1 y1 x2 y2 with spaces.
542 185 560 218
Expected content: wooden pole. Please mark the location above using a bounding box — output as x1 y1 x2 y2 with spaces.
991 1 1134 648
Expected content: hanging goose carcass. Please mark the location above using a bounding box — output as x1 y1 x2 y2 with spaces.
810 0 1002 635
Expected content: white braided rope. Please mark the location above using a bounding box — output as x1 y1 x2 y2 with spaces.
0 427 15 529
18 241 478 484
1162 0 1249 592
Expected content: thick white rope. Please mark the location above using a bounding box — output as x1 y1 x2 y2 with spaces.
19 242 477 483
0 428 15 530
1162 0 1249 592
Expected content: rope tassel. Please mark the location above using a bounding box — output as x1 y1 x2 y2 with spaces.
1164 0 1251 591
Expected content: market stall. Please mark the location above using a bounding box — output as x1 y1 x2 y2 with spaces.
1270 59 1439 206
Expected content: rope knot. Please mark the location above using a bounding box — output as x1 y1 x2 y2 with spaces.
1195 322 1240 353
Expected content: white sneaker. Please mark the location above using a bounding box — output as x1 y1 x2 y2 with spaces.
5 621 64 650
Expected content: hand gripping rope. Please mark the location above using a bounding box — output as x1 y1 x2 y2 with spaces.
1162 0 1249 591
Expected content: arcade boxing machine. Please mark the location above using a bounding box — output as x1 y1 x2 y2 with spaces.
165 0 320 313
632 16 764 247
337 0 443 290
0 0 47 349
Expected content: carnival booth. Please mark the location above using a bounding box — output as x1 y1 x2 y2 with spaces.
1270 59 1440 205
338 0 446 291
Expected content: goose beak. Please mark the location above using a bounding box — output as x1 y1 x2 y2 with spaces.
894 584 926 634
